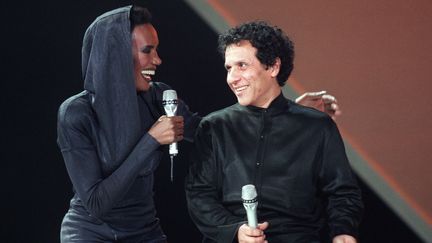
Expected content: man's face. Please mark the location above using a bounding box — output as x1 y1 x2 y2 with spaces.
132 24 162 92
224 40 281 108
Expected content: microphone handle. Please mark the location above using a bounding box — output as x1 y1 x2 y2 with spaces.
166 112 178 156
244 203 258 228
169 143 178 156
165 110 177 182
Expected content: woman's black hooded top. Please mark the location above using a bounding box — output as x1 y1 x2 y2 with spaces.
57 6 200 231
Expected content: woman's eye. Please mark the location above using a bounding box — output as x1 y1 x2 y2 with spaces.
141 47 151 54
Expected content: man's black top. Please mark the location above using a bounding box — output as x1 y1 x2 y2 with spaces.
186 93 363 243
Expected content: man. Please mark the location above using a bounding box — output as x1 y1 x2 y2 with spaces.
185 21 363 243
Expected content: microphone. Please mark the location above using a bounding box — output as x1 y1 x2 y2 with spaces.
162 90 178 181
241 184 258 228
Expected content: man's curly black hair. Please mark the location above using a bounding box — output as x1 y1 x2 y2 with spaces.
218 21 294 86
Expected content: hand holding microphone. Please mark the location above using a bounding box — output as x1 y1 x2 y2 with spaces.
239 184 269 243
148 115 184 144
242 184 258 228
148 89 183 181
163 90 179 156
149 89 184 145
163 90 181 181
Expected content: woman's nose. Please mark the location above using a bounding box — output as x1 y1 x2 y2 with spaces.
153 52 162 65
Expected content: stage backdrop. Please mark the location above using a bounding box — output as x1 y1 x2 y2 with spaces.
1 0 429 242
185 0 432 241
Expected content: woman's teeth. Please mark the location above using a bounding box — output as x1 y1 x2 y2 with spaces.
141 70 155 80
141 70 155 76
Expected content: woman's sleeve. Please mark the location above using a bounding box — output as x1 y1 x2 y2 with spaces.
57 103 160 218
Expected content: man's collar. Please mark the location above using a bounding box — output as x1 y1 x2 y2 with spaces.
242 92 288 114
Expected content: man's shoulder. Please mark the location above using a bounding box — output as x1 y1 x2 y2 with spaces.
202 104 240 122
288 103 340 138
289 101 330 121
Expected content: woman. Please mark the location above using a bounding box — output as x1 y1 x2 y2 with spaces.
57 5 199 242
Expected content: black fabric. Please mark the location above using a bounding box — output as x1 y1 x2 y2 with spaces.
186 93 363 243
60 208 167 242
81 6 140 172
57 6 201 242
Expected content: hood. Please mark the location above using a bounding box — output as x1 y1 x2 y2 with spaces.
81 6 143 170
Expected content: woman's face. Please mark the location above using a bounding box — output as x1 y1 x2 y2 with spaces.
131 24 162 92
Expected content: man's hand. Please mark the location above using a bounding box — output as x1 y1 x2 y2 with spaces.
333 234 357 243
148 115 184 144
237 222 269 243
295 91 342 120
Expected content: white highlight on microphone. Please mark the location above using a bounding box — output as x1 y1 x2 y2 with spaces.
241 184 258 228
162 90 178 182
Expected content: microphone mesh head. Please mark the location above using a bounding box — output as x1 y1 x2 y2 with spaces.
241 184 257 200
163 90 177 100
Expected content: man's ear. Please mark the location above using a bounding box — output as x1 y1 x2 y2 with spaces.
270 57 281 78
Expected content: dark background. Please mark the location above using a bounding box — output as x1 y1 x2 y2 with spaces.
1 0 423 242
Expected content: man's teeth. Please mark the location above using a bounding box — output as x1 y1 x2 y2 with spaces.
236 86 248 92
141 70 155 76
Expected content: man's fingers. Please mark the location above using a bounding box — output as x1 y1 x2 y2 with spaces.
157 115 167 122
324 102 339 110
258 221 269 230
322 94 337 104
331 103 339 110
241 224 264 237
324 103 342 120
306 90 327 97
295 91 326 103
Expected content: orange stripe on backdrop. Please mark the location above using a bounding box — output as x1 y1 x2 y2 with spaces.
345 131 432 226
288 75 432 226
286 76 306 93
201 1 432 236
207 0 238 27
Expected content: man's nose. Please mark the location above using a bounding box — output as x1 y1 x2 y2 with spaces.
227 68 240 84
